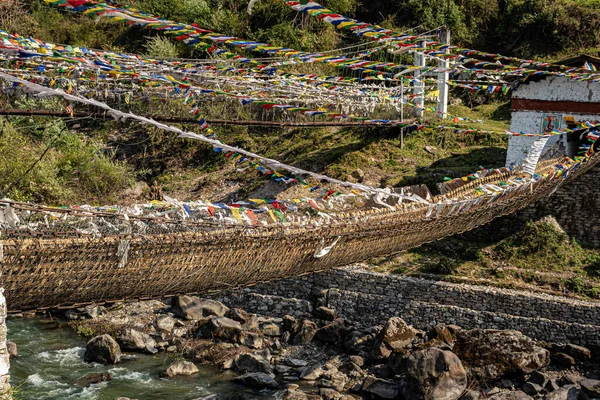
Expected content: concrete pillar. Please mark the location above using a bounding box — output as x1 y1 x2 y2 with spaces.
436 28 450 119
413 40 426 119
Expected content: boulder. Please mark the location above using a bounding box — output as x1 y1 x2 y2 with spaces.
427 324 454 348
283 388 309 400
529 371 549 387
232 372 278 389
6 341 17 359
580 379 600 398
406 347 467 400
315 319 350 345
320 370 349 392
84 335 121 365
344 331 371 353
196 317 243 343
379 317 415 351
299 364 324 380
292 320 317 345
283 315 298 332
164 361 200 377
522 382 543 395
75 372 111 387
235 353 271 373
315 306 337 321
261 323 281 337
488 392 533 400
118 328 157 353
239 332 264 349
545 379 559 392
286 358 308 368
561 344 591 361
361 376 400 399
551 353 575 366
453 329 550 380
544 386 577 400
172 296 229 320
319 388 341 400
462 390 482 400
154 315 175 333
227 308 251 324
370 341 392 362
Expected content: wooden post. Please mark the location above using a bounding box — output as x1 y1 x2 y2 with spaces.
0 288 10 399
437 28 451 119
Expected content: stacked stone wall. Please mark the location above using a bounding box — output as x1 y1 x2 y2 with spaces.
213 267 600 346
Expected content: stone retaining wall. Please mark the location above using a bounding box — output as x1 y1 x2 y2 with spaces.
213 266 600 346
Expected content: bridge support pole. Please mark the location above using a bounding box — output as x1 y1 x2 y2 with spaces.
0 288 10 399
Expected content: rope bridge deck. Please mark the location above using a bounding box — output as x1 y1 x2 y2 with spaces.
1 154 596 312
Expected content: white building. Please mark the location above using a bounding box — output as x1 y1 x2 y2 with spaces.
506 55 600 168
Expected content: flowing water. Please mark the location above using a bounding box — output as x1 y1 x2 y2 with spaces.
7 318 275 400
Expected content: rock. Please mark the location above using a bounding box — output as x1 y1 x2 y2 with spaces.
522 382 543 395
552 352 575 366
299 365 324 381
361 376 400 399
118 328 157 353
292 320 317 345
315 306 337 321
282 388 308 400
379 317 415 351
154 315 175 333
351 169 365 183
261 323 281 337
370 341 392 362
286 358 308 368
349 356 364 367
84 335 121 365
406 347 467 400
453 329 550 380
427 324 454 348
544 386 577 400
315 319 350 345
561 344 591 362
275 365 292 374
529 371 549 387
172 296 229 320
462 390 482 400
227 308 251 324
320 388 341 400
166 346 177 352
196 317 243 343
558 373 581 386
500 379 514 389
235 353 271 373
425 145 438 155
580 379 600 398
6 341 17 359
82 306 104 319
344 331 371 353
164 361 200 377
283 315 298 332
239 332 264 349
281 331 291 344
320 370 348 392
488 392 534 400
75 372 111 387
232 372 278 389
545 379 559 393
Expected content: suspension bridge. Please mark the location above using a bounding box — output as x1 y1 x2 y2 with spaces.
0 0 598 314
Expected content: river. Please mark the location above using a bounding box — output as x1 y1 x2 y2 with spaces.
7 318 275 400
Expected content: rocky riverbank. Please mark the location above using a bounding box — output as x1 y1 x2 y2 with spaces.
38 294 600 400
